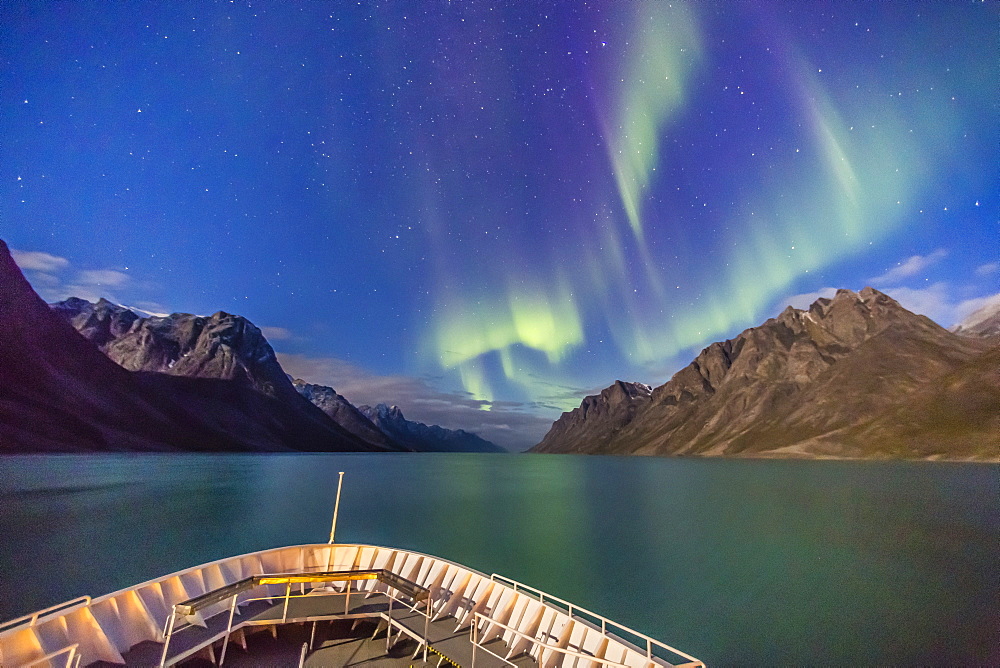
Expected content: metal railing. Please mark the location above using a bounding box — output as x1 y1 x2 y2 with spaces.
0 597 91 635
23 643 81 668
471 611 631 668
490 574 703 667
159 568 430 667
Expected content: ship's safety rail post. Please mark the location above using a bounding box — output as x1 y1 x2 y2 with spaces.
489 574 704 668
0 597 91 635
471 611 631 668
23 642 80 668
235 572 433 665
159 569 430 667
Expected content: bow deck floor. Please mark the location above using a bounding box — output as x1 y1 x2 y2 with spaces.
98 591 533 667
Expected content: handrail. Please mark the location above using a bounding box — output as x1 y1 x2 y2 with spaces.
297 641 308 668
174 569 426 615
161 568 431 667
489 574 703 667
1 545 701 668
23 642 80 668
235 585 427 616
472 611 630 668
0 597 91 635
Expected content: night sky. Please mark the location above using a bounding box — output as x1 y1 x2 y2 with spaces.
3 1 996 450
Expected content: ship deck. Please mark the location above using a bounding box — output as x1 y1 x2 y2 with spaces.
0 544 702 668
102 591 530 667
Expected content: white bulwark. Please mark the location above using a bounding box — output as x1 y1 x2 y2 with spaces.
0 544 704 667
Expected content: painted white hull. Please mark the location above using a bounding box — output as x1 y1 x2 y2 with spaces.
0 543 703 667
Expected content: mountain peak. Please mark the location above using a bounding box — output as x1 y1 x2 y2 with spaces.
951 295 1000 338
357 403 503 453
50 296 297 402
291 380 400 451
374 403 404 420
533 287 998 459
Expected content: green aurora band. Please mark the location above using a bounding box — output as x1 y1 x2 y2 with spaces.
425 1 968 409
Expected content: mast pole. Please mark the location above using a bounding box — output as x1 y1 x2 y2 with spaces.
328 471 345 545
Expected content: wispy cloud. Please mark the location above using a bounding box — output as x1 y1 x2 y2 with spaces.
952 291 1000 329
260 326 294 341
876 283 1000 329
76 269 130 287
10 249 70 272
776 281 1000 329
12 247 137 304
277 353 558 451
781 287 838 310
883 282 952 323
869 248 947 285
975 262 999 277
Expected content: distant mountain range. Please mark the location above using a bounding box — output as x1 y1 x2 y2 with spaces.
950 297 1000 338
47 297 502 454
358 403 505 453
0 240 396 453
0 239 500 453
533 288 999 460
4 235 996 459
291 379 398 451
291 380 503 452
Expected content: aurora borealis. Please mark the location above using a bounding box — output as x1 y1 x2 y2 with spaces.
2 1 996 449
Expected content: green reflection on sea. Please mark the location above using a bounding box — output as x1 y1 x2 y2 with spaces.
0 454 996 665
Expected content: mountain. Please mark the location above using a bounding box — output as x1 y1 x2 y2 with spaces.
292 379 398 451
291 380 502 453
533 288 999 460
0 239 394 453
358 403 505 453
532 381 652 455
950 297 1000 338
51 297 302 405
51 298 405 452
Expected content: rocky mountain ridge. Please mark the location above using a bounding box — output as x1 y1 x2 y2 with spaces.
0 239 387 453
291 379 398 451
51 297 301 405
533 287 999 460
50 297 497 453
359 403 505 453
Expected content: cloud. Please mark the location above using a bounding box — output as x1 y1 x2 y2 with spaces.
277 353 559 451
10 249 70 272
61 270 132 303
869 248 947 285
952 291 1000 328
260 326 294 341
877 284 1000 329
129 301 171 317
11 246 143 306
781 287 838 310
975 262 999 277
778 281 1000 330
882 282 952 323
76 269 130 287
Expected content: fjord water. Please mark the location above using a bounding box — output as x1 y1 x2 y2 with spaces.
0 454 996 665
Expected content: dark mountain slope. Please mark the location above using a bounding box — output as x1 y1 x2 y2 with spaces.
532 381 651 455
292 380 399 451
1 240 392 452
51 298 404 452
53 297 304 404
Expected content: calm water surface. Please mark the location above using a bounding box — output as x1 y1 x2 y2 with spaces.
0 454 996 665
